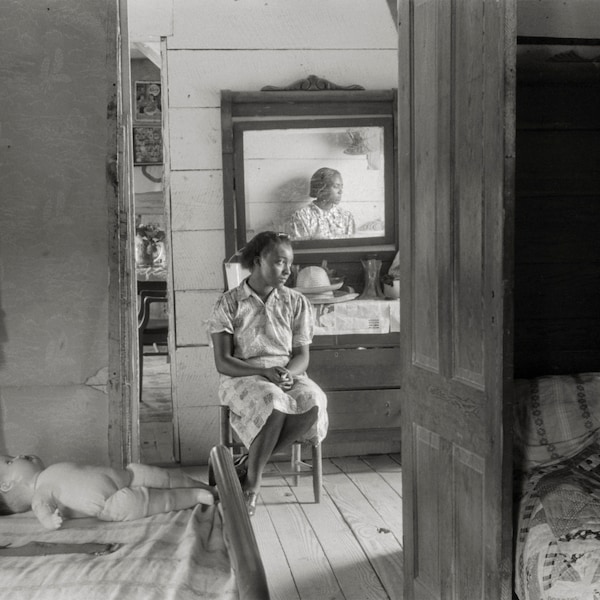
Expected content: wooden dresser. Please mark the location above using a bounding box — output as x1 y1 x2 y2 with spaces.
308 331 401 457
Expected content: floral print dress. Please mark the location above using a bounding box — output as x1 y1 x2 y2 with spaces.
285 202 356 240
206 281 328 449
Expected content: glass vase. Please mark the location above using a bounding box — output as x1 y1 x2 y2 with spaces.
358 256 384 300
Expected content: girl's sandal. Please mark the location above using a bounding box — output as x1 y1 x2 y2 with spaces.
244 491 258 517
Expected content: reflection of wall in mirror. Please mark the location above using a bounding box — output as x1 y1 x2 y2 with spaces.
243 127 386 239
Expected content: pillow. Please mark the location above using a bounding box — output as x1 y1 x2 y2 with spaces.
514 372 600 471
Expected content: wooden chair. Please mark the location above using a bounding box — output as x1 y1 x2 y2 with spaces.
219 405 322 503
137 289 168 402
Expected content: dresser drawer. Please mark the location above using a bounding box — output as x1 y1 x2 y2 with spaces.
326 389 401 430
308 347 401 390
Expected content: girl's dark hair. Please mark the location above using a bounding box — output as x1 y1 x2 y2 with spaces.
238 231 291 270
309 167 341 198
0 494 15 516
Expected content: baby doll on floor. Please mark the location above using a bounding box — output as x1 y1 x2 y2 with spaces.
0 454 215 530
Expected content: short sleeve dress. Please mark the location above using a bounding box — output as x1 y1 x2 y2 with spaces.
285 201 356 240
206 281 328 448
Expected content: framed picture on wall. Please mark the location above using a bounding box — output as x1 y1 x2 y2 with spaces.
135 81 161 122
133 126 163 165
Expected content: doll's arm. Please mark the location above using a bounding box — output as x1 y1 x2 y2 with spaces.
31 492 63 530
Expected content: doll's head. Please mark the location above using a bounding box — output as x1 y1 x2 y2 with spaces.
0 455 45 515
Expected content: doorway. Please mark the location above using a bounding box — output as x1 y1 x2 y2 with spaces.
128 27 177 465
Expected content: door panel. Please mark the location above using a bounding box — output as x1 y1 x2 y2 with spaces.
398 1 515 599
412 0 443 373
413 426 441 597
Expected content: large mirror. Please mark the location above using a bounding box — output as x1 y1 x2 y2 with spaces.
222 78 397 260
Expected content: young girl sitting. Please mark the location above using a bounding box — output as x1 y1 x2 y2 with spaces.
0 454 215 530
207 231 328 516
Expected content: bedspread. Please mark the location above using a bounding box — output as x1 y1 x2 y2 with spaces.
0 504 238 600
515 444 600 600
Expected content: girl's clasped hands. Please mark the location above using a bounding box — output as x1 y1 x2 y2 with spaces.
265 366 294 390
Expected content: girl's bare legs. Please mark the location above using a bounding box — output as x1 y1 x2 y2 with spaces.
244 407 318 495
272 406 318 456
243 411 285 496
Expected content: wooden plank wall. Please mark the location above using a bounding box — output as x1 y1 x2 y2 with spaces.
1 0 119 467
164 0 398 463
514 59 600 377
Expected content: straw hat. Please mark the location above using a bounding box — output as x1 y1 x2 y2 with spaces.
295 266 343 293
295 266 358 304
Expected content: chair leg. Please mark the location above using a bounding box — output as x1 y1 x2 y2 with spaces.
291 443 302 487
312 443 322 503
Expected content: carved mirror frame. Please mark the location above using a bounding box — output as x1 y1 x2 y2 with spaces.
221 75 398 262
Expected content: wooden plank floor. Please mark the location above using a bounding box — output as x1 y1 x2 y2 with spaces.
253 454 403 600
142 353 404 599
139 352 176 464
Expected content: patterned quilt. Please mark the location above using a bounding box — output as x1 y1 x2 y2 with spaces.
515 444 600 600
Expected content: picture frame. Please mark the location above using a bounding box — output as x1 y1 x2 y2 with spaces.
133 126 163 165
135 81 161 122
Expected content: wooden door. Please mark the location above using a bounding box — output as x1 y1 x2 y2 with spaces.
397 1 516 599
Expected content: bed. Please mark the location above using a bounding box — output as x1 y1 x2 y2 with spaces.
514 372 600 600
0 445 269 600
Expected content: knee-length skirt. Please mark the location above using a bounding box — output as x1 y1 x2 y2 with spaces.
217 358 328 449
